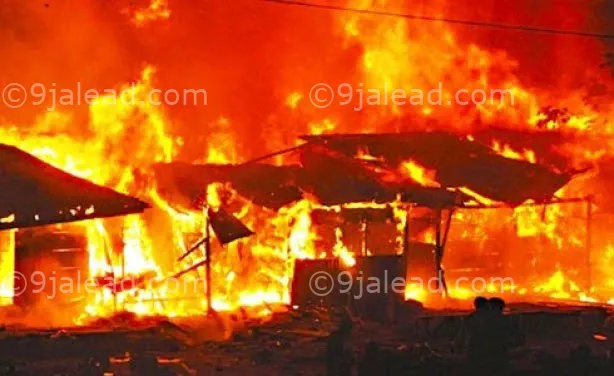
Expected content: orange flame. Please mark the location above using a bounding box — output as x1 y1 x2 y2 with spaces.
400 160 440 188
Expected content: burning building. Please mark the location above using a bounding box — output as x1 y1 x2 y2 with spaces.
0 143 149 322
0 0 613 328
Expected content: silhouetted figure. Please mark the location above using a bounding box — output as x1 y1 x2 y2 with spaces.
326 315 354 376
464 297 491 367
460 297 518 374
474 296 489 311
487 297 511 373
489 297 506 313
462 296 489 338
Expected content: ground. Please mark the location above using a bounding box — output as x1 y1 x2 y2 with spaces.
0 302 613 375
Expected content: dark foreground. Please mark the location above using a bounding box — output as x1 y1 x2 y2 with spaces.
0 302 613 375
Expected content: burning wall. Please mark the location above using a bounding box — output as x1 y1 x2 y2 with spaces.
0 0 614 324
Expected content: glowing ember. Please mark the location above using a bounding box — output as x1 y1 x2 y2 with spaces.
0 214 15 224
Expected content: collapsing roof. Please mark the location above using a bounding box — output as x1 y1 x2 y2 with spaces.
153 144 470 211
0 144 150 230
300 132 573 206
154 131 572 211
152 162 303 210
297 144 465 207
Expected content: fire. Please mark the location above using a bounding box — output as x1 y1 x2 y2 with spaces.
420 228 436 244
355 147 383 162
0 232 15 306
341 0 535 127
405 283 427 302
330 0 614 310
512 202 567 248
458 187 497 207
491 140 536 163
308 118 337 135
400 160 440 187
206 183 223 210
0 66 206 321
202 117 238 164
288 200 317 260
0 214 15 224
130 0 171 26
533 269 582 300
285 92 303 109
333 228 356 268
2 0 614 325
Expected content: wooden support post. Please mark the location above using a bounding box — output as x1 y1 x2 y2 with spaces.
435 210 442 249
205 209 214 316
361 219 368 256
121 221 126 280
435 209 442 286
586 196 593 292
434 209 448 296
441 208 454 251
403 206 411 279
286 223 294 303
102 235 118 314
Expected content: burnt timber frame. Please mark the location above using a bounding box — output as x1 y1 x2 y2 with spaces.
401 195 594 300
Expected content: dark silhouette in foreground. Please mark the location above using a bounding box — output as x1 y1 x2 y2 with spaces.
460 297 524 375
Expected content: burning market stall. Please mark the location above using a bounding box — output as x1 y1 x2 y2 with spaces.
153 141 465 318
0 144 150 309
300 132 596 304
154 131 590 314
